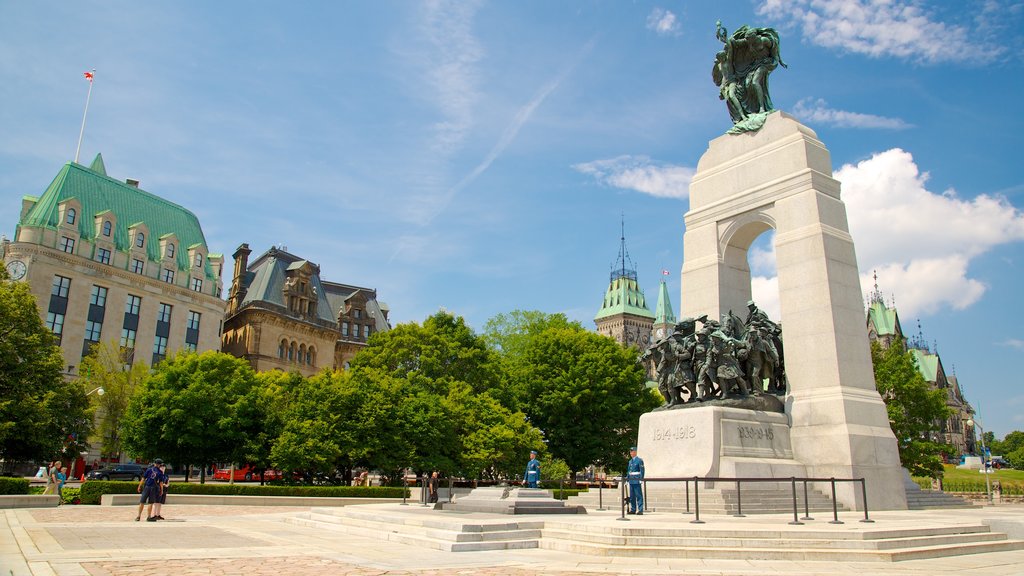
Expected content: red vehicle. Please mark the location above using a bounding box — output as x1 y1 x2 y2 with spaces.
212 465 282 482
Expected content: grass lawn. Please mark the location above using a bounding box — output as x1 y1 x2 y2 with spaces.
913 464 1024 495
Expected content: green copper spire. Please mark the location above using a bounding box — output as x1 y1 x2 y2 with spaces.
654 278 675 325
88 152 107 176
594 218 654 321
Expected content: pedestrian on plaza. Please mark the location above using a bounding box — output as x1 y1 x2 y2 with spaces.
151 462 169 521
626 447 645 515
524 450 540 488
135 458 163 522
41 461 57 495
54 463 67 504
428 471 439 504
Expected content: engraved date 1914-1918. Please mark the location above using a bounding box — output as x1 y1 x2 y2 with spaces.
653 425 697 442
737 425 775 441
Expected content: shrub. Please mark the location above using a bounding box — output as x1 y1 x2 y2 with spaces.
60 487 81 504
79 480 409 504
0 477 30 495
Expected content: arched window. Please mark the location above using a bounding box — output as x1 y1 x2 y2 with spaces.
307 347 315 366
102 221 112 237
299 344 306 366
289 342 296 361
136 233 145 248
194 253 202 267
66 208 77 225
278 340 286 359
166 244 175 258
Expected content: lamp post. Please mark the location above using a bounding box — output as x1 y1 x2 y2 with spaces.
86 387 105 397
966 418 993 505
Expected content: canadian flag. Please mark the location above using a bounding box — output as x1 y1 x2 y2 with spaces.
83 71 94 82
661 269 670 276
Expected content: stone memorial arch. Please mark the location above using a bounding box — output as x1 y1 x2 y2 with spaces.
678 111 907 510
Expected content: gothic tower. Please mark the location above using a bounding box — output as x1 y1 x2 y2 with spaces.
594 220 655 349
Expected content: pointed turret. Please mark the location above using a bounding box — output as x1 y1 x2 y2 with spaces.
88 153 107 176
652 277 676 341
594 218 655 348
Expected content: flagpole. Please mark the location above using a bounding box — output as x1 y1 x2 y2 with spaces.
74 69 95 164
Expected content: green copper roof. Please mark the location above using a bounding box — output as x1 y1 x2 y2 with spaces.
594 275 655 321
867 301 900 337
910 348 939 383
19 155 215 280
654 279 675 325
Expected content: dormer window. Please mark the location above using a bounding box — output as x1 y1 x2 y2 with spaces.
194 254 202 268
166 244 175 258
66 208 77 225
102 221 112 237
135 233 145 248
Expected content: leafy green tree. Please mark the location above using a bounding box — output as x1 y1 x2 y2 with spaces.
237 370 301 483
482 310 584 409
78 340 147 460
0 267 93 472
870 340 952 478
348 311 544 482
121 351 257 481
516 327 660 481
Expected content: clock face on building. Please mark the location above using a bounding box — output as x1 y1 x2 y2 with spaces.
6 260 26 280
656 328 665 339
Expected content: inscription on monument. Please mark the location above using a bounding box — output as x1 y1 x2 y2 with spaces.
720 418 792 459
652 424 697 442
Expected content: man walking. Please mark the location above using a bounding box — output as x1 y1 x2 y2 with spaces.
627 447 645 515
135 459 163 522
524 450 541 488
428 471 439 504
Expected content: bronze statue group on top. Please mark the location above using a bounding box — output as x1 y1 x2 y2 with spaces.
641 301 787 412
712 21 786 134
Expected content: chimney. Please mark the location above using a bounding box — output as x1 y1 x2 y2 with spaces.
228 243 252 313
125 179 140 188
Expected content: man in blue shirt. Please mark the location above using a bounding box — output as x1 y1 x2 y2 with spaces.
135 458 163 522
627 447 645 515
524 450 540 488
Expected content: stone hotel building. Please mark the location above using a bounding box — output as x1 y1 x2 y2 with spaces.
1 154 226 374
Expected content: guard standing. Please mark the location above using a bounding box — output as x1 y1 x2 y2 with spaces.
524 450 541 488
627 447 645 515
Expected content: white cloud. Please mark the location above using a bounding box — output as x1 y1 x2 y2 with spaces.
573 155 693 199
792 98 911 130
1001 339 1024 351
748 149 1024 318
757 0 1002 63
839 149 1024 316
751 275 781 320
646 8 681 37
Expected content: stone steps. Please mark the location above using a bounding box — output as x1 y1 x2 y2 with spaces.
905 491 980 510
284 506 542 552
572 486 846 515
538 522 1024 561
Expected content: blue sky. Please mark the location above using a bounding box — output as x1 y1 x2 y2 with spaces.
2 1 1023 436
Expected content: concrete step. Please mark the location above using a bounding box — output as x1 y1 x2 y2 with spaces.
539 536 1024 561
539 527 1006 550
284 506 542 552
537 519 1024 561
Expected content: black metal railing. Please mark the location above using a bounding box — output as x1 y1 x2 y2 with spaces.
616 476 873 525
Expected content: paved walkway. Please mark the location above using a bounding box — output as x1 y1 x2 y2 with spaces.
2 503 1024 576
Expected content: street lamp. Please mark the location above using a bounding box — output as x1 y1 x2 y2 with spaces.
966 418 993 505
86 387 104 396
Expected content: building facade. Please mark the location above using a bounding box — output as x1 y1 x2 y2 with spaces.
221 244 390 376
865 280 976 457
1 154 226 374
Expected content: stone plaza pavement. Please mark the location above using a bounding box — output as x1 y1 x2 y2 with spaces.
2 503 1024 576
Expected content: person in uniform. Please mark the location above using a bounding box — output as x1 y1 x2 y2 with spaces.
627 447 645 515
524 450 541 488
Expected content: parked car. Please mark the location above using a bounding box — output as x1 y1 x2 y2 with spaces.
991 456 1011 469
212 465 281 482
85 463 146 481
